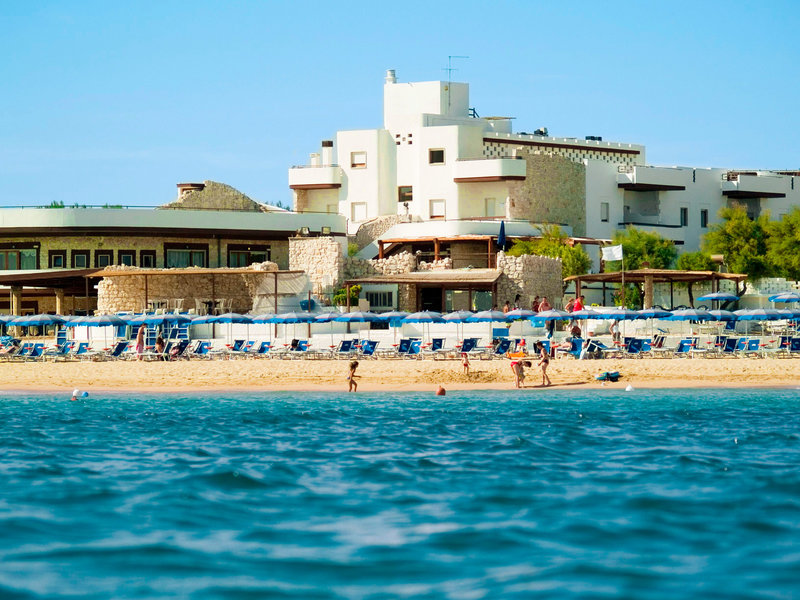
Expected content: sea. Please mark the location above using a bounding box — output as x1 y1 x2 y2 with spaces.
1 389 799 599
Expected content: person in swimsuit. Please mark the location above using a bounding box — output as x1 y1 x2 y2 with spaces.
510 359 532 388
347 360 360 392
536 341 552 387
462 352 470 375
136 324 146 361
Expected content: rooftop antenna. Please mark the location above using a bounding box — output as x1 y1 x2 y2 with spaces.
443 55 469 108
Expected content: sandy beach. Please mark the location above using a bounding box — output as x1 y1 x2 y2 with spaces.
2 356 798 394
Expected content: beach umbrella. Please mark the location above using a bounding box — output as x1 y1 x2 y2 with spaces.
314 311 341 347
637 308 672 319
733 308 784 321
403 311 445 343
669 309 713 321
505 309 538 320
569 308 606 320
497 220 507 251
83 314 128 348
0 313 18 335
707 310 737 321
467 309 510 340
697 292 739 302
274 311 316 344
532 309 571 321
334 311 381 341
603 308 643 321
379 310 411 345
442 310 474 342
250 313 278 323
211 312 253 344
8 314 67 327
768 292 800 303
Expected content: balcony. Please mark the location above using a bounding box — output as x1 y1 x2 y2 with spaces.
453 157 526 183
721 172 787 199
616 165 689 192
289 165 343 190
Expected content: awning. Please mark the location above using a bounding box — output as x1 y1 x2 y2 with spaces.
346 269 502 286
564 269 747 285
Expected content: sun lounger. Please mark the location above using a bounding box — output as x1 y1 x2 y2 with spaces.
403 339 422 359
488 338 512 359
359 339 379 358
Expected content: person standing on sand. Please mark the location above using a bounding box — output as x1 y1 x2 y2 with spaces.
536 341 552 387
136 324 146 361
347 360 360 392
462 352 470 375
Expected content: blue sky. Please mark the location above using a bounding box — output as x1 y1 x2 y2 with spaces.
1 1 798 207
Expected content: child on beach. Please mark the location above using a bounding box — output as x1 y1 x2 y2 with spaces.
536 341 552 387
347 360 360 392
510 359 532 388
462 352 470 375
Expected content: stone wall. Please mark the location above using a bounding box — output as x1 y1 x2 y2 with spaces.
449 242 489 269
496 251 563 309
354 214 415 249
343 252 417 279
289 236 343 295
508 151 587 236
97 264 278 314
160 181 269 212
417 258 452 271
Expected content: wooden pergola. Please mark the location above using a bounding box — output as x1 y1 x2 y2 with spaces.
565 269 748 308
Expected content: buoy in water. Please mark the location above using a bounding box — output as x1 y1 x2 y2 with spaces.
625 384 634 392
435 385 446 396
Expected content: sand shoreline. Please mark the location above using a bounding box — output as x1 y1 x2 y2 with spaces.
2 357 797 394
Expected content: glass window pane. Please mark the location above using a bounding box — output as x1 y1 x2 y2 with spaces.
191 251 205 267
75 254 87 268
20 250 36 270
120 253 134 266
166 250 189 268
8 252 18 270
0 254 6 270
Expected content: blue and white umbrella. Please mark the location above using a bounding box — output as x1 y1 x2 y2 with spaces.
466 310 508 323
707 310 737 321
379 310 411 344
669 309 713 321
569 308 606 320
505 309 538 320
733 308 784 321
604 308 644 321
250 313 278 324
8 314 67 327
697 292 739 302
333 311 382 323
769 292 800 303
403 311 444 343
637 308 673 320
442 310 474 341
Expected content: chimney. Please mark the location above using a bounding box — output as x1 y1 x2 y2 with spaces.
309 152 321 167
385 69 396 84
321 140 334 166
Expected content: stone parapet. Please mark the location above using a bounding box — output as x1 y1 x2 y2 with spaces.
289 237 343 295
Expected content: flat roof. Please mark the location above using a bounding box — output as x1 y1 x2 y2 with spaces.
96 267 306 277
565 269 747 284
0 268 103 293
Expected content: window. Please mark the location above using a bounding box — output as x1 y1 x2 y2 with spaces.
0 248 36 270
118 250 135 266
227 244 269 268
601 202 609 223
428 148 445 164
140 251 156 268
350 151 367 168
484 197 506 218
398 186 413 203
680 207 688 227
351 202 367 222
49 250 67 269
71 250 89 269
164 244 208 268
429 199 446 220
700 209 708 228
365 291 393 309
94 250 113 268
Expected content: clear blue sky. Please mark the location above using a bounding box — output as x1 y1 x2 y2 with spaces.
1 1 798 208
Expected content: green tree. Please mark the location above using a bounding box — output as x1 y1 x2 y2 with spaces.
766 207 800 281
506 225 591 289
332 284 361 306
676 251 718 307
604 227 678 307
702 205 772 294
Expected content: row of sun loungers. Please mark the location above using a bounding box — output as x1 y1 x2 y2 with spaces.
2 334 799 362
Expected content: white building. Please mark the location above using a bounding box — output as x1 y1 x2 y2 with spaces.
289 70 800 264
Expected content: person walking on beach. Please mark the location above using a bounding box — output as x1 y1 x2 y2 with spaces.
136 324 146 361
347 360 360 392
536 341 552 387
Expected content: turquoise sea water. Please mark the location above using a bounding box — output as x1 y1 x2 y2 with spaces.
1 389 799 599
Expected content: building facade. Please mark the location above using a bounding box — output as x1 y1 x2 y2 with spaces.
289 70 800 259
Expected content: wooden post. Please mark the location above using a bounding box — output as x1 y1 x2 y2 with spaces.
346 284 351 312
434 238 440 262
144 275 149 312
85 277 89 315
55 289 65 315
378 241 384 260
273 271 279 338
643 274 654 309
487 238 493 268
